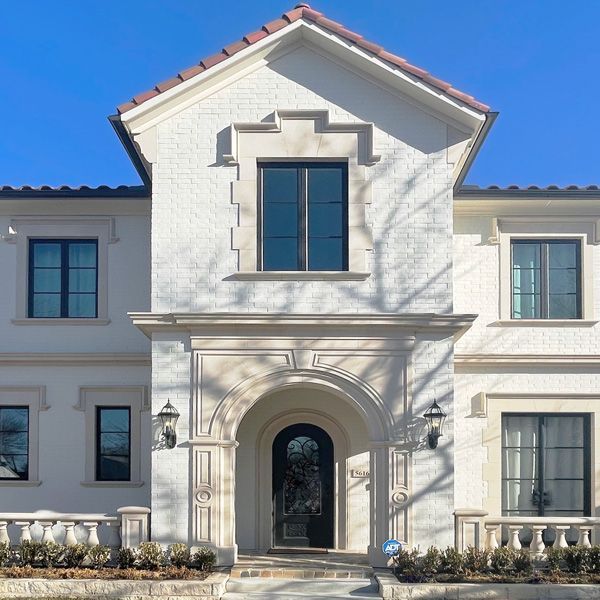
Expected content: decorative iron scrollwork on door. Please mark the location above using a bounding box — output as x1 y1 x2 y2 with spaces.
284 435 321 515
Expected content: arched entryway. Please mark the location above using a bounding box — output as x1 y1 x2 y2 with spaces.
235 386 371 552
272 423 334 549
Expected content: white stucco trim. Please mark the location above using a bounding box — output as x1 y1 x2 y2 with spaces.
0 386 48 485
229 271 371 281
8 217 117 323
227 109 377 273
76 386 148 486
0 353 150 366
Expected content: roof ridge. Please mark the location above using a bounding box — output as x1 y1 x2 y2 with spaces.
117 4 489 114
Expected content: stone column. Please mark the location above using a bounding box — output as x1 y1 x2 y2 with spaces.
117 507 150 548
191 441 238 566
368 444 411 568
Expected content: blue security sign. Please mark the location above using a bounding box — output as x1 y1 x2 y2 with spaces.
382 538 403 557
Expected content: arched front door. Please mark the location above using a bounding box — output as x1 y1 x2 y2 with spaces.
272 423 334 548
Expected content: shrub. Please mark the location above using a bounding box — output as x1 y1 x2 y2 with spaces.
63 544 88 568
420 546 441 577
117 547 137 569
546 547 564 572
512 549 532 574
588 546 600 574
463 546 489 573
392 547 419 578
40 542 64 568
169 543 190 568
0 542 11 567
88 545 111 569
191 546 216 572
562 546 590 574
19 540 45 566
439 547 463 575
137 542 164 570
489 547 515 574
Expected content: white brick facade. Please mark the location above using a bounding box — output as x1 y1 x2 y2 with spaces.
1 9 598 569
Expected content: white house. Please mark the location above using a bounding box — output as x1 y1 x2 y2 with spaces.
1 3 599 568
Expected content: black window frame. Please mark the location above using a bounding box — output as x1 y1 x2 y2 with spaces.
501 412 591 518
0 406 29 481
28 238 99 319
510 238 582 320
257 161 349 272
95 406 131 482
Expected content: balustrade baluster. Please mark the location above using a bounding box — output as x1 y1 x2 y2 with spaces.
38 521 56 544
552 526 569 549
484 524 499 551
14 521 31 544
530 526 546 559
84 522 100 546
577 526 591 548
107 522 121 549
62 522 78 546
0 521 9 545
507 525 523 550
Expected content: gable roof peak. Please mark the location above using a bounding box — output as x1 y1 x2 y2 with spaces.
117 4 490 115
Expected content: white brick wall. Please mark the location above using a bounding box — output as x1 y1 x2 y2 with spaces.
151 46 454 315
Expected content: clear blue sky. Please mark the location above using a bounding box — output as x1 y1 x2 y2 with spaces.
1 1 598 187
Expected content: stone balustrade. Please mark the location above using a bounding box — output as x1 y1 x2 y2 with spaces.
0 506 150 549
455 509 600 558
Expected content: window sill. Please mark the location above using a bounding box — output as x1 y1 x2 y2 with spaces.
229 271 371 281
491 319 598 328
0 480 41 487
80 481 144 488
12 318 110 326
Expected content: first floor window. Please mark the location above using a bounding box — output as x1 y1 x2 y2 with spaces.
259 162 348 271
29 239 98 318
502 413 590 544
96 407 130 481
511 239 581 319
0 406 29 480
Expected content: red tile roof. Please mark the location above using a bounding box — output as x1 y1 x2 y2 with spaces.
117 3 490 115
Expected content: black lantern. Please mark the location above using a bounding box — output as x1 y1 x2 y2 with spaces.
423 400 446 449
158 400 180 449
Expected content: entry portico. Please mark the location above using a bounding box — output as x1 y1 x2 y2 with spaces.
132 312 474 566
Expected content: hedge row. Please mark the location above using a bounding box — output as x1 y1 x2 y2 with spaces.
0 541 215 572
393 545 600 582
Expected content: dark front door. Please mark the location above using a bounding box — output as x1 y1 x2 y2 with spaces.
272 423 334 548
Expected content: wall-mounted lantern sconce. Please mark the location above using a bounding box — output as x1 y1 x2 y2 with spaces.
158 400 180 449
423 400 446 449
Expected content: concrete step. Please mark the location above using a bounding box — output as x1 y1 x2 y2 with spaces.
223 577 379 598
229 567 373 579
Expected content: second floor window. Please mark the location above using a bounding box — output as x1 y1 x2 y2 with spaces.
0 406 28 480
259 162 348 271
511 239 581 319
28 239 98 318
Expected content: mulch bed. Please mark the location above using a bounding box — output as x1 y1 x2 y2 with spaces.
396 572 600 584
0 566 210 580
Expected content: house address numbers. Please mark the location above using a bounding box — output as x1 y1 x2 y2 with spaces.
351 468 370 478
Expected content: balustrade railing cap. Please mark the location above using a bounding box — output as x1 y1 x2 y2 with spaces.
117 506 151 514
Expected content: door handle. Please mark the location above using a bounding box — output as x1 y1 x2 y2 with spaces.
542 490 551 506
532 489 541 506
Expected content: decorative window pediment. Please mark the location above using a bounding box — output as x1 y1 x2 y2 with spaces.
226 110 379 276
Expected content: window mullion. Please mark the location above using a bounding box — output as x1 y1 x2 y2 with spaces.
541 242 549 319
61 240 69 318
300 167 307 271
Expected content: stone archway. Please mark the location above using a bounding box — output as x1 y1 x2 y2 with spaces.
236 392 365 552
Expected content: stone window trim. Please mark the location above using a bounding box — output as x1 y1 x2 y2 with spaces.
76 386 148 487
489 218 597 323
224 109 380 275
475 392 600 518
5 217 118 325
0 386 48 487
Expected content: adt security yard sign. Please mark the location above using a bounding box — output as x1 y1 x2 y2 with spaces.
382 539 403 557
